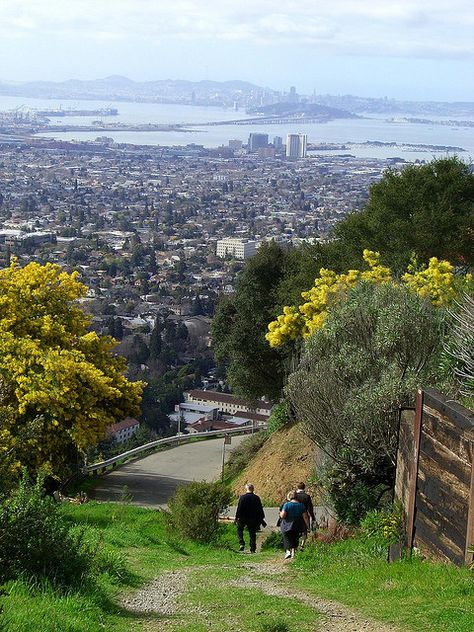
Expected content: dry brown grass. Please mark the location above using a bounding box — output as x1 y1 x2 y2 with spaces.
231 424 317 504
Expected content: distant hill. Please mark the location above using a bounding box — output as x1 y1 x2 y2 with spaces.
0 76 472 116
312 94 474 117
0 76 267 106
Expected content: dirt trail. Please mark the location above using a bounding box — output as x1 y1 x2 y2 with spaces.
233 560 403 632
120 557 405 632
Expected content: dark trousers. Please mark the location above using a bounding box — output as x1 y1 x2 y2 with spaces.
282 529 300 551
236 520 258 552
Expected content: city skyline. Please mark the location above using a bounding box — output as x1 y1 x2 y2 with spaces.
0 1 472 102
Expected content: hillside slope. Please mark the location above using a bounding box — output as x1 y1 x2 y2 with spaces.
231 424 317 504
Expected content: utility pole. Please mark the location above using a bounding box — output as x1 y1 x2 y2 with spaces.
221 434 231 482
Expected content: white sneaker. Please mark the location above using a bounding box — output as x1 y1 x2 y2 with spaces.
284 550 291 560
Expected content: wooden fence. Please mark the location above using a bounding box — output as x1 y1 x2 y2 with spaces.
393 388 474 565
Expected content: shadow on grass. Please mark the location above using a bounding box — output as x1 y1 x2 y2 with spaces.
114 608 187 628
166 540 190 556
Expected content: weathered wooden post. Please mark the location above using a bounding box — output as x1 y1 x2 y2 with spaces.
406 389 424 554
465 439 474 565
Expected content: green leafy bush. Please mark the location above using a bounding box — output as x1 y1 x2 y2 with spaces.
0 475 99 588
437 292 474 409
167 481 232 543
266 401 291 434
360 506 404 549
321 458 392 526
224 431 268 481
287 282 443 524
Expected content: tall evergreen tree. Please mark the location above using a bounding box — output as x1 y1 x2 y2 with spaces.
212 241 289 402
149 319 163 360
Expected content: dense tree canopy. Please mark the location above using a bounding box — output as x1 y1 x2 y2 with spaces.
334 157 474 271
213 157 474 403
0 261 143 479
212 241 289 402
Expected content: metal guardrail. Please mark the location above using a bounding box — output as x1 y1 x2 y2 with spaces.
84 426 264 475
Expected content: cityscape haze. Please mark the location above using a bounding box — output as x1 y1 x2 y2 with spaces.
0 1 472 101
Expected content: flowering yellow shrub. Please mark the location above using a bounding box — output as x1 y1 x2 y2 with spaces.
266 250 391 346
402 257 465 307
266 305 305 348
266 251 470 347
0 260 143 474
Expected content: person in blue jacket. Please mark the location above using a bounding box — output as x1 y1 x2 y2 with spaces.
279 490 309 559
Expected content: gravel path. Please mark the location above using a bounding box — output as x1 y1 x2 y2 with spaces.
119 559 404 632
119 569 188 616
231 560 403 632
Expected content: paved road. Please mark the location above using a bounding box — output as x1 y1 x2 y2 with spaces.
93 435 247 507
92 435 331 526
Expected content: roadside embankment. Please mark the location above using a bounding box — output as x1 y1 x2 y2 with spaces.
231 424 317 504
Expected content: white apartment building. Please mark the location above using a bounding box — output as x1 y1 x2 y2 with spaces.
286 133 307 159
184 390 272 418
216 238 258 260
106 418 140 443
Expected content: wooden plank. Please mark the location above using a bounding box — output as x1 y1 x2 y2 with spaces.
417 467 469 524
415 512 465 565
391 410 414 561
416 493 466 552
422 410 473 465
419 432 472 489
424 389 474 433
417 469 469 517
394 410 415 508
406 389 424 552
466 450 474 565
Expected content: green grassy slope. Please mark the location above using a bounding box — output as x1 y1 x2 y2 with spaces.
1 502 473 632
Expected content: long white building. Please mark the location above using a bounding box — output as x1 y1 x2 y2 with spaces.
184 389 272 418
216 238 258 260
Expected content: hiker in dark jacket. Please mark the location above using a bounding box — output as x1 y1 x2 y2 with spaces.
295 482 316 549
235 483 266 553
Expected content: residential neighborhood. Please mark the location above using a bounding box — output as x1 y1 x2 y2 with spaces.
0 137 396 439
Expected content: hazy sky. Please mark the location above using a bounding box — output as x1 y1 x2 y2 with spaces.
0 0 473 101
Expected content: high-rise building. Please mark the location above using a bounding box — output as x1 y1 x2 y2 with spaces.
273 136 283 150
288 86 298 103
286 133 307 159
248 133 269 152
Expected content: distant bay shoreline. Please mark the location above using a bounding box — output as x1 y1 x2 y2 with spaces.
1 95 473 161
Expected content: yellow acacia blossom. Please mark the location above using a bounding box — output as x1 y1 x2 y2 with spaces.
402 257 458 307
266 306 305 347
266 250 470 347
266 250 391 346
0 260 143 474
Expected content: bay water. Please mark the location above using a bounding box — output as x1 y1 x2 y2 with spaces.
1 94 473 161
